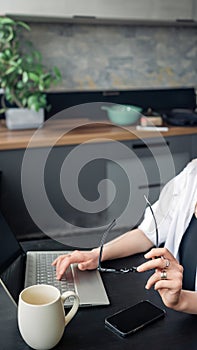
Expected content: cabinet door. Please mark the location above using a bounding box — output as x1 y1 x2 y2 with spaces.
192 135 197 158
151 0 193 21
1 0 193 21
106 152 174 228
193 0 197 20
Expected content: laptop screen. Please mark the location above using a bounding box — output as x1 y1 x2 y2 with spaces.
0 210 26 304
0 211 22 275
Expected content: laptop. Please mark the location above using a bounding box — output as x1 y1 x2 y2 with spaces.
0 210 109 307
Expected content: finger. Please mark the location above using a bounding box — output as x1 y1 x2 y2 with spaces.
51 256 60 265
154 278 182 291
78 259 96 270
145 270 171 289
145 270 164 289
52 259 57 266
137 257 170 272
54 254 76 279
56 251 93 279
56 258 71 280
55 254 72 269
51 255 67 266
145 268 183 290
144 247 178 263
54 251 83 270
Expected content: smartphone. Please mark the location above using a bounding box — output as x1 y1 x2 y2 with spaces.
105 300 165 337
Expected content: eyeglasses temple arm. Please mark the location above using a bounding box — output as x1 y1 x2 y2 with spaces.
98 219 116 268
144 195 159 248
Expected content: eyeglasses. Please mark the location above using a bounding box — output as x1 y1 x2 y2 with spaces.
97 219 137 274
144 195 159 248
97 195 159 274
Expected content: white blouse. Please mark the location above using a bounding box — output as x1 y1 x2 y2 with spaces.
138 158 197 290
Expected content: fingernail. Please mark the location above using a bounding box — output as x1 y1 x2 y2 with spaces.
145 284 149 290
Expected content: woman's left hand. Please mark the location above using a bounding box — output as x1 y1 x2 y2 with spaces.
137 247 183 309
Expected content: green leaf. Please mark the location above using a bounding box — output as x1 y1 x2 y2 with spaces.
5 66 17 75
0 27 14 42
0 30 4 40
22 71 28 83
4 48 12 58
27 95 39 105
28 100 40 112
33 50 42 62
28 72 39 83
17 21 30 31
53 66 62 79
16 57 22 66
0 17 15 25
16 81 24 89
39 94 47 105
0 52 4 58
38 83 44 91
22 97 27 106
25 55 33 64
43 77 52 89
0 108 6 114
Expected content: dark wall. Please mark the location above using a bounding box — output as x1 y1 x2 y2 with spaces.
45 87 196 119
0 87 196 120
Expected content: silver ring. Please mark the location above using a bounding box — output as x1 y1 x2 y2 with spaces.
161 270 167 280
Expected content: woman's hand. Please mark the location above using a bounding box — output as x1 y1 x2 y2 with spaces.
137 247 184 310
52 248 100 280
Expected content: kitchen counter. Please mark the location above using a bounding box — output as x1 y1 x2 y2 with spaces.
1 118 197 150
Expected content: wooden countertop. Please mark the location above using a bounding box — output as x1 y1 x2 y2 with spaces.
1 118 197 150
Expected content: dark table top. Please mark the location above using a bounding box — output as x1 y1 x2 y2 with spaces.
1 239 197 350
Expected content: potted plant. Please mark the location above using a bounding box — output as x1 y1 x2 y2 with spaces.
0 17 61 130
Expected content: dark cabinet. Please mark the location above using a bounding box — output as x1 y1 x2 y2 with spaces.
0 134 196 241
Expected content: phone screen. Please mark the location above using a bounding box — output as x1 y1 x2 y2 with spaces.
105 300 165 336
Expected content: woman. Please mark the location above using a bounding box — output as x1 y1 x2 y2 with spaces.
52 159 197 314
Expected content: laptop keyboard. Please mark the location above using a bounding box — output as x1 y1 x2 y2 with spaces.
26 252 76 304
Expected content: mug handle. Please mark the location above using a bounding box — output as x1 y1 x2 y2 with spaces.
61 291 80 325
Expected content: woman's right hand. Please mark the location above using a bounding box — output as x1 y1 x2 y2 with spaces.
52 248 100 280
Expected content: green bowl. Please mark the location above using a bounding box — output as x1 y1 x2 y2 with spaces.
101 104 142 126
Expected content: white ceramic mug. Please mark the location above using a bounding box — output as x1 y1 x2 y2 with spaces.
18 284 80 350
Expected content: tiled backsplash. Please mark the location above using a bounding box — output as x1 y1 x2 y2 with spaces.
23 23 197 90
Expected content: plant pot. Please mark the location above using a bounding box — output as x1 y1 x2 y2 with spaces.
5 108 44 130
